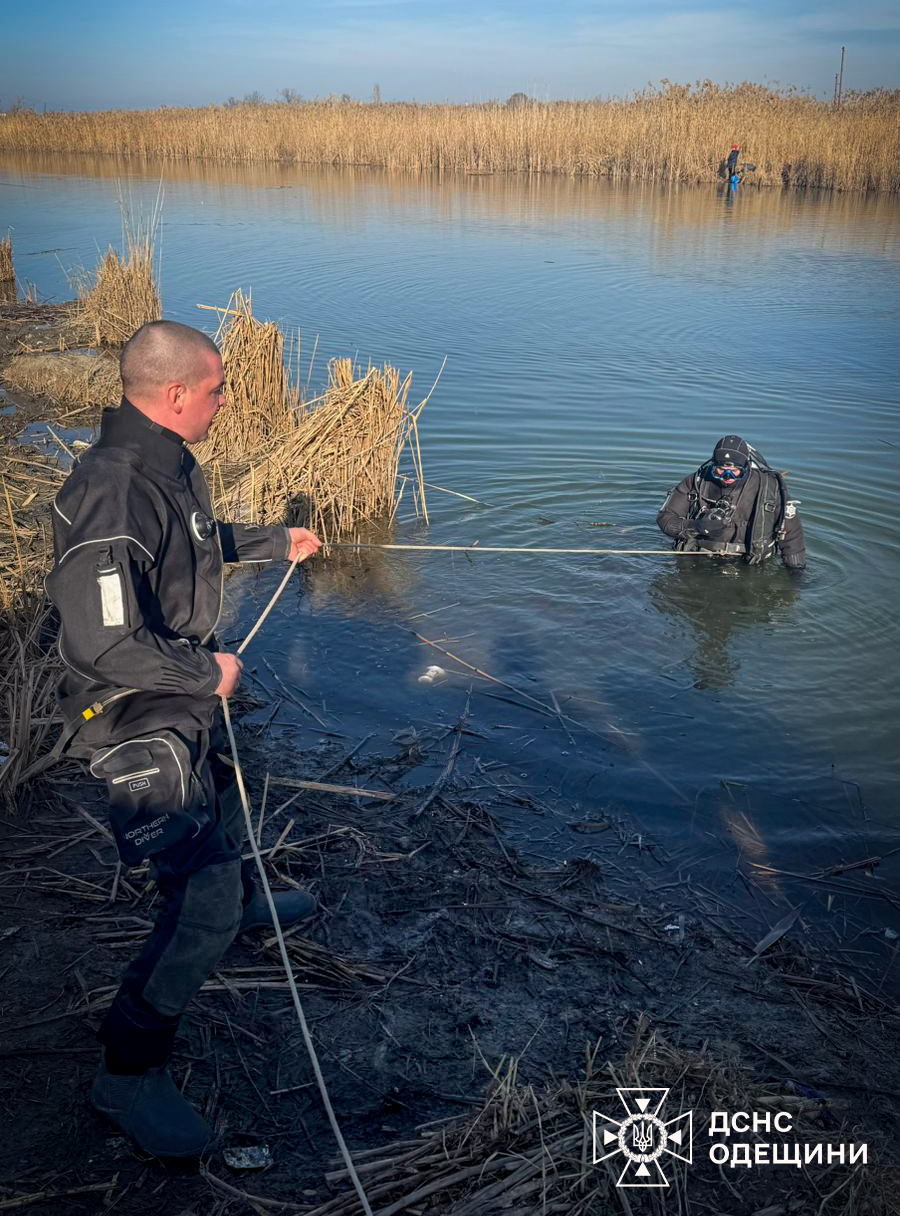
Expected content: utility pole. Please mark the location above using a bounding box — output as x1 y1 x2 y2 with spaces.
833 73 839 106
836 46 845 108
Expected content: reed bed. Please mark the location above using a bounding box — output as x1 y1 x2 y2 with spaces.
2 85 899 191
194 289 300 463
214 356 427 542
76 215 161 346
3 352 121 407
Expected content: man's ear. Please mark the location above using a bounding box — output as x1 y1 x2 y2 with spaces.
163 379 186 415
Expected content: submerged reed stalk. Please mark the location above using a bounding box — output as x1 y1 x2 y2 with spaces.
77 212 161 346
195 290 300 462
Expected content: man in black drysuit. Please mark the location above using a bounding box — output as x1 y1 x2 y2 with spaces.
656 435 807 569
46 320 322 1158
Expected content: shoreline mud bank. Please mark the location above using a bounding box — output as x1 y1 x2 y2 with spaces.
1 721 899 1214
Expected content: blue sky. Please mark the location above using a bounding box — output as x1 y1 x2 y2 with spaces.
3 0 898 110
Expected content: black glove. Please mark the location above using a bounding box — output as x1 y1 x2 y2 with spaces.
783 550 806 572
694 514 727 539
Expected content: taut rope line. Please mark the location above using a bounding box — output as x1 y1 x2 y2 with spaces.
329 542 711 556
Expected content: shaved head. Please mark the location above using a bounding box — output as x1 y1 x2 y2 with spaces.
120 320 227 444
121 320 220 398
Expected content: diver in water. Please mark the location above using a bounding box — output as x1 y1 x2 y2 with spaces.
656 435 807 570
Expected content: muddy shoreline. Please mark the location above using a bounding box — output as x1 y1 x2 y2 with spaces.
1 306 899 1214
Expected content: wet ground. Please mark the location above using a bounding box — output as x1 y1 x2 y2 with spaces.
2 721 899 1215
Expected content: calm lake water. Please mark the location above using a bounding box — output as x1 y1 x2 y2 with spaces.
2 153 899 912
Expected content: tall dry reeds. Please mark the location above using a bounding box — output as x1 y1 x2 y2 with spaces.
214 356 427 542
195 289 300 463
77 211 162 346
1 84 898 191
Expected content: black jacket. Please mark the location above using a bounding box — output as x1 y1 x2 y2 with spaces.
46 399 291 751
657 466 806 566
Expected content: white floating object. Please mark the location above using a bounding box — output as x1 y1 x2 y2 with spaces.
418 665 446 685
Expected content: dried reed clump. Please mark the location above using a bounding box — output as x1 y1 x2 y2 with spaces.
3 352 121 407
77 220 161 347
194 289 300 463
0 592 61 809
313 1019 889 1216
0 234 14 284
0 459 63 806
217 357 427 542
1 84 899 192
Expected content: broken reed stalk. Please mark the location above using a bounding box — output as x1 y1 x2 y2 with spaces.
0 234 15 305
194 290 300 462
0 234 14 285
76 203 161 346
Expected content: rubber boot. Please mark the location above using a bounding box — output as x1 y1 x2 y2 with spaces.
91 1062 212 1158
239 888 317 933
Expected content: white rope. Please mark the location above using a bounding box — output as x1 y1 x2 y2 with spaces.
329 542 712 557
222 551 374 1216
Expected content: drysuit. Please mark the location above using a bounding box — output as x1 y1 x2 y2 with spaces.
656 439 806 569
46 398 292 1070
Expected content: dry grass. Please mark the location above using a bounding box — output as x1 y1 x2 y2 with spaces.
1 84 899 191
313 1017 894 1216
3 352 121 407
0 459 64 807
213 355 428 542
76 213 161 346
0 591 61 808
194 289 300 463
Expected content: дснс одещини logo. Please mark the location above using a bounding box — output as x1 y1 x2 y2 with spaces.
593 1087 693 1187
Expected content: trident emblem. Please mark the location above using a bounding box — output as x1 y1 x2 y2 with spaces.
633 1120 652 1153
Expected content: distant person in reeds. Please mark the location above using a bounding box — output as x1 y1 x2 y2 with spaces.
45 320 323 1160
657 435 807 570
726 144 741 180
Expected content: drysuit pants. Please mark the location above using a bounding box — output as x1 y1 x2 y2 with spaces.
95 724 254 1072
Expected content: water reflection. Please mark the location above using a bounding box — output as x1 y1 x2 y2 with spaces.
2 151 899 261
648 560 798 690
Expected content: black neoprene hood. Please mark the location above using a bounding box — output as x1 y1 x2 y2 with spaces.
712 435 751 468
